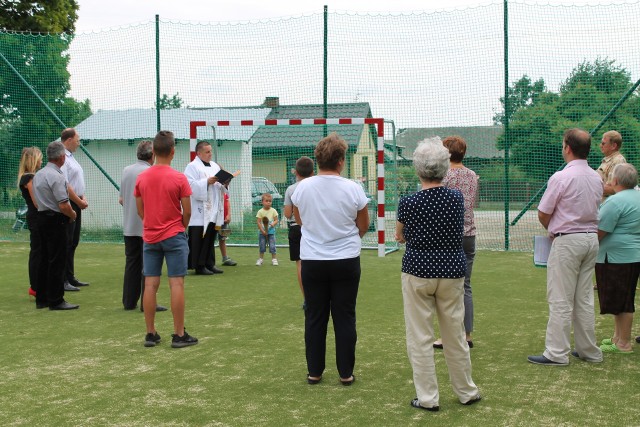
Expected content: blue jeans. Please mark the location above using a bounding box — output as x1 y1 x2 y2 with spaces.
258 233 276 254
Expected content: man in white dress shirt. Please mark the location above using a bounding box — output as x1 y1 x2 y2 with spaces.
60 128 89 291
184 141 225 275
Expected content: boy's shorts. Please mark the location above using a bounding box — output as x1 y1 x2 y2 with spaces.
143 232 188 277
288 225 301 261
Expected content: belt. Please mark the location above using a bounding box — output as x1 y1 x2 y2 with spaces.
553 232 593 237
39 210 65 218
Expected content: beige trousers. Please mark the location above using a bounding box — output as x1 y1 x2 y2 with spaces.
544 233 602 363
402 273 479 407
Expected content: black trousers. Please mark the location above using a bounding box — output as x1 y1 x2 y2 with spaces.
302 257 361 378
65 201 82 281
188 223 217 270
26 213 41 291
36 212 69 307
122 236 144 310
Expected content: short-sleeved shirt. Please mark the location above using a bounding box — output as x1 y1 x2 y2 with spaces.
134 165 192 244
120 160 150 237
397 187 466 278
291 175 369 260
597 189 640 263
442 166 478 236
284 181 299 225
61 149 85 197
256 207 279 235
33 162 69 212
538 160 602 235
597 151 626 186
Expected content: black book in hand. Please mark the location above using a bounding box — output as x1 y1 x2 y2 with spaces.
215 169 234 185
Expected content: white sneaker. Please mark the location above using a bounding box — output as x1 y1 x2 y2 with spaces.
256 259 263 266
272 259 279 266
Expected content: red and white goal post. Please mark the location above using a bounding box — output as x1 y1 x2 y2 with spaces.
190 118 389 257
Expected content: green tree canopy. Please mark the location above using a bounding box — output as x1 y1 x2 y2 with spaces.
0 0 78 33
496 59 640 182
0 0 90 197
155 93 184 110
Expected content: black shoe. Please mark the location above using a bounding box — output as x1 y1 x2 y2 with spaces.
144 332 161 347
140 305 169 312
70 278 89 287
433 340 472 349
636 336 640 344
64 281 80 292
210 266 224 274
462 395 482 405
124 305 138 311
195 268 214 275
36 302 48 309
171 330 198 348
411 398 439 412
49 301 79 310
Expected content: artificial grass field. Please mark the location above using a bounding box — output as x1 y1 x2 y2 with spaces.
1 242 639 426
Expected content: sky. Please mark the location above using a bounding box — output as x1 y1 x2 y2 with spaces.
67 0 639 129
74 0 606 31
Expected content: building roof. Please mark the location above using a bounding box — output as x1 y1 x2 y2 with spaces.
395 126 504 159
251 103 373 149
75 108 271 142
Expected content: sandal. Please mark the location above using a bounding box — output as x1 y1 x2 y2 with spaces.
340 375 355 386
410 398 439 412
600 343 633 354
307 375 322 385
601 338 614 346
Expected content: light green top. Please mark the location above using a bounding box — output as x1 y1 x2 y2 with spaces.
597 189 640 263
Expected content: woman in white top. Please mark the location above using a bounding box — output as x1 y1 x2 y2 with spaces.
292 132 369 386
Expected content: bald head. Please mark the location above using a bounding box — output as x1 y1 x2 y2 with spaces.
563 128 591 159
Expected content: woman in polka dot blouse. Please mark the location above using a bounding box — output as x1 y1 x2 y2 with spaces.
395 137 481 412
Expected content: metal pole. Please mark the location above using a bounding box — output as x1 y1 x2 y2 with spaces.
323 5 328 138
503 0 510 250
155 14 161 132
0 51 120 191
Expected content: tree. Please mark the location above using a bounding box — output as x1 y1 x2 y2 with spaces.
0 0 91 200
0 0 78 33
495 59 640 181
493 75 547 126
155 93 184 110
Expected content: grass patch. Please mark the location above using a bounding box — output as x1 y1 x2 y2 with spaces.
0 243 638 426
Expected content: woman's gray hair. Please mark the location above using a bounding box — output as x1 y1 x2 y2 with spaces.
612 163 638 189
413 136 450 181
46 141 66 161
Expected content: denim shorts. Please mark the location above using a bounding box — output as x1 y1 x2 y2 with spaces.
143 232 188 277
258 233 277 254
